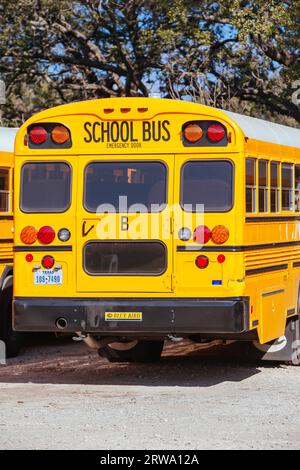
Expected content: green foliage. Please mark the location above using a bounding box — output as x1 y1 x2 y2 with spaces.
0 0 299 125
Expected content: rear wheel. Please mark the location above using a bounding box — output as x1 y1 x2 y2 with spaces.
245 315 300 366
0 286 23 358
99 340 164 363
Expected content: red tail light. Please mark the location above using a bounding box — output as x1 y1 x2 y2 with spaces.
217 254 226 264
29 126 48 145
42 255 55 269
207 123 226 143
193 225 211 244
37 226 55 245
195 255 209 269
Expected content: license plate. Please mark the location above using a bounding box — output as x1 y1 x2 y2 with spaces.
105 312 143 321
34 269 63 286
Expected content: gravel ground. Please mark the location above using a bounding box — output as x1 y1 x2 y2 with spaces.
0 336 299 450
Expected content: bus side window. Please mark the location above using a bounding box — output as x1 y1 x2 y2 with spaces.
270 161 279 213
0 167 9 212
258 160 268 212
295 165 300 212
246 158 256 213
281 163 294 212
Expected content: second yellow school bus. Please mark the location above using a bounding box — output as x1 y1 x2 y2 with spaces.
13 98 300 364
0 127 22 357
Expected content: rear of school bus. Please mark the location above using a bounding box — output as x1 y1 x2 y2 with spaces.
0 128 23 357
12 98 290 363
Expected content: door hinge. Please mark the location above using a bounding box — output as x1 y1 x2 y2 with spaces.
170 217 174 235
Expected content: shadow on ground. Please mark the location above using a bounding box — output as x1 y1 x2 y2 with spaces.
0 335 281 387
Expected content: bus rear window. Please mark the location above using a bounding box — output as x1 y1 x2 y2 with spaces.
181 160 233 212
20 162 71 213
84 162 167 213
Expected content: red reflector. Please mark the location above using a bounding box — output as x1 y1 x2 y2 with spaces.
29 126 48 145
207 123 226 143
25 254 33 263
37 226 55 245
193 225 211 244
195 255 209 269
217 254 226 264
42 255 55 269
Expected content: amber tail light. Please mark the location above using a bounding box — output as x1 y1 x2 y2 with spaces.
211 225 229 244
20 226 38 245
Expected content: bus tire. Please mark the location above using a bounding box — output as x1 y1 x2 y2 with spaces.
0 286 23 358
99 340 164 363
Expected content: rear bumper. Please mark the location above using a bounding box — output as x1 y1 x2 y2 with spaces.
13 297 250 336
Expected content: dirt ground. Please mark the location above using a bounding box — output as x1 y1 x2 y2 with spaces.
0 336 299 450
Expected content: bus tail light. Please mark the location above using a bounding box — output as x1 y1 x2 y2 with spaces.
42 255 55 269
51 125 70 144
29 126 48 145
37 226 56 245
21 226 38 245
193 225 211 244
195 255 209 269
217 254 226 264
207 123 226 143
183 124 203 143
211 225 229 244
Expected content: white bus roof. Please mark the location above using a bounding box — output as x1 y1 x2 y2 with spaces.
222 110 300 149
0 127 18 152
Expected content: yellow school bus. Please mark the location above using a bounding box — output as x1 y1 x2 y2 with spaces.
0 127 22 357
13 98 300 364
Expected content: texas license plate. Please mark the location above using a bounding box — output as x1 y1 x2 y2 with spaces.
34 269 63 286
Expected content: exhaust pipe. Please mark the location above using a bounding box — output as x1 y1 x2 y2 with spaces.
55 317 68 330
